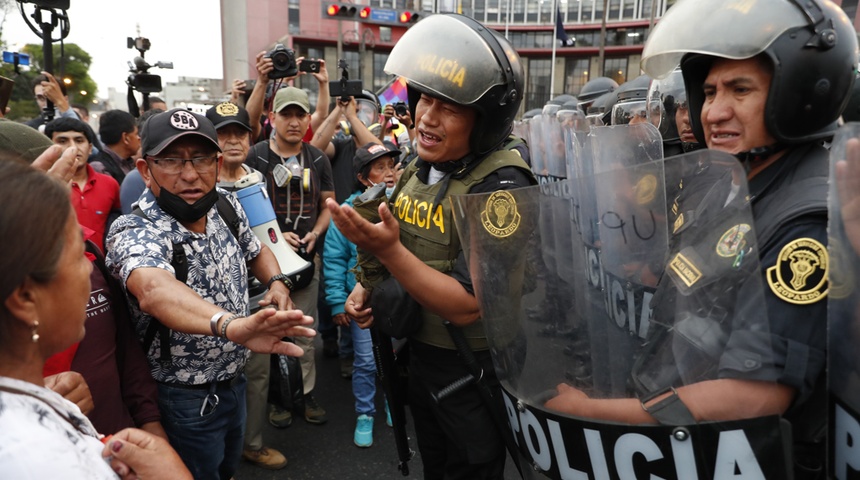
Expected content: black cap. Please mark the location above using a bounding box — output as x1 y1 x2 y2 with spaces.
205 102 252 132
354 141 401 177
141 108 221 157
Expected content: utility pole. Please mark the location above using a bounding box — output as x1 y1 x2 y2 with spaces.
597 0 609 78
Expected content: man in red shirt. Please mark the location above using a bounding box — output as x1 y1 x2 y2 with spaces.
45 117 121 252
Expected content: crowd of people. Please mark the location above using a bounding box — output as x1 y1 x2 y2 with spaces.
2 1 860 478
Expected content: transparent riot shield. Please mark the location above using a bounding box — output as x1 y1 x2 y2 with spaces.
828 123 860 479
528 113 549 183
452 150 791 479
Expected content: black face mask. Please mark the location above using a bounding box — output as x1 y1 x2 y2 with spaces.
151 170 220 223
155 187 219 223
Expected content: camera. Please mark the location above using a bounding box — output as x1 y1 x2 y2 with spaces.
393 102 408 117
299 59 321 74
329 59 363 102
266 44 298 79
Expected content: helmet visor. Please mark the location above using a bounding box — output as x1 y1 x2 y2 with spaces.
384 15 506 105
612 100 651 126
641 0 808 79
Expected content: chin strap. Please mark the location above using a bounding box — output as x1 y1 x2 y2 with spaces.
734 143 786 173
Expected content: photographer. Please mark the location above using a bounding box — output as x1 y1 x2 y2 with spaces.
25 71 80 131
381 102 415 147
246 48 330 144
311 90 382 204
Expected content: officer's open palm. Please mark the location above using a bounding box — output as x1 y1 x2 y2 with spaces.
230 308 315 356
837 138 860 255
326 197 400 258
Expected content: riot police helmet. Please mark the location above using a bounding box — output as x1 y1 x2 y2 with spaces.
522 108 543 122
577 76 619 110
646 67 685 143
610 75 652 126
642 0 858 145
543 94 578 116
384 13 524 155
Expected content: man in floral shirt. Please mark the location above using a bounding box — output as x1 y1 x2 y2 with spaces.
106 109 315 480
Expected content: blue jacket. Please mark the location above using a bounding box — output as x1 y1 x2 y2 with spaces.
323 191 360 316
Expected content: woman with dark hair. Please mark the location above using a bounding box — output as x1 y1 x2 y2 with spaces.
0 160 190 479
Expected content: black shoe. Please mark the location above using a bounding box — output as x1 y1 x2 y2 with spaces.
304 394 328 425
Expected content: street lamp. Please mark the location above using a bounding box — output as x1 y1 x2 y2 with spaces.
62 77 71 85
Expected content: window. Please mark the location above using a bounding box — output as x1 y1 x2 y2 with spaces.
288 0 300 35
373 52 392 92
608 0 621 21
603 57 628 85
564 58 590 97
527 58 552 111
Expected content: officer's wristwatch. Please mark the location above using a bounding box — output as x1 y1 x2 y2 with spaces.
267 273 294 291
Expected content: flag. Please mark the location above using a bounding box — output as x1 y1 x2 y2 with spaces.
556 8 574 47
377 76 409 107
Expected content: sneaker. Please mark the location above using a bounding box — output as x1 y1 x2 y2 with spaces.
384 399 393 427
354 414 374 447
268 405 292 429
323 338 339 358
304 394 328 424
340 355 354 379
242 446 288 470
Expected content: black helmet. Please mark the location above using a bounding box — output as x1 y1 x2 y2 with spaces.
543 94 578 116
610 75 652 126
522 108 543 122
384 13 524 155
642 0 858 145
646 67 685 143
578 77 619 109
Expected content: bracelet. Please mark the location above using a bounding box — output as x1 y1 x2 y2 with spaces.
209 312 229 337
311 231 319 239
220 314 241 340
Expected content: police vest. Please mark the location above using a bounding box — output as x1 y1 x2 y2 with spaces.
392 150 533 350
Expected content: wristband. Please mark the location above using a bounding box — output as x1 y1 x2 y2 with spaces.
209 311 229 337
267 273 294 291
220 314 241 340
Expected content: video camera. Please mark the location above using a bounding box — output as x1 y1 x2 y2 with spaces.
329 59 363 103
126 36 172 94
265 44 298 79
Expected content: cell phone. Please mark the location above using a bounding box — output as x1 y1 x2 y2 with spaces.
299 59 321 74
2 51 30 66
0 76 14 115
329 78 363 100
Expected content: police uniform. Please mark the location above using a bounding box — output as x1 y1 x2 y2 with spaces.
646 144 828 467
392 150 534 478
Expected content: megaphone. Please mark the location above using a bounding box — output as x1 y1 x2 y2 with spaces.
235 173 314 291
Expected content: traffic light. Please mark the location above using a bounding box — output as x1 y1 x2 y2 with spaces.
359 6 371 20
399 11 420 24
326 3 357 18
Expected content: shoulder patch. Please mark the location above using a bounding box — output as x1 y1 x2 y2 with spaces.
716 224 751 258
766 237 828 305
669 251 702 287
481 191 521 238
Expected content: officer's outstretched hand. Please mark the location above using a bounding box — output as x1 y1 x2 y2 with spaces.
544 383 590 416
228 308 315 357
837 138 860 255
326 197 401 259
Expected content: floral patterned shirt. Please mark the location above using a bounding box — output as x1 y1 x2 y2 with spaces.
106 188 261 384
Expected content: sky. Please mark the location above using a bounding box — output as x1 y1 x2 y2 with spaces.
1 0 223 99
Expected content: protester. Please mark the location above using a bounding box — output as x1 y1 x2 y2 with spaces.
324 141 400 448
91 110 140 184
106 108 315 479
0 159 191 479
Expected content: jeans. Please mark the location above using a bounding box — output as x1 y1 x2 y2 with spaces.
157 375 247 480
351 319 376 415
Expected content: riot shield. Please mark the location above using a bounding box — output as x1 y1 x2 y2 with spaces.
528 112 549 183
828 123 860 479
452 150 791 479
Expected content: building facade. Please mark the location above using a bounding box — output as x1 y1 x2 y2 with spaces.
221 0 859 115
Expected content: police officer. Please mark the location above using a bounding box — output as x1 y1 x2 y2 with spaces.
548 0 856 475
326 13 536 479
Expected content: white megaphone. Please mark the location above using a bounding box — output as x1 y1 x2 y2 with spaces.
235 173 314 291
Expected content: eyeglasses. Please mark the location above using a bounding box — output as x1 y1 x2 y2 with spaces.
148 155 218 174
